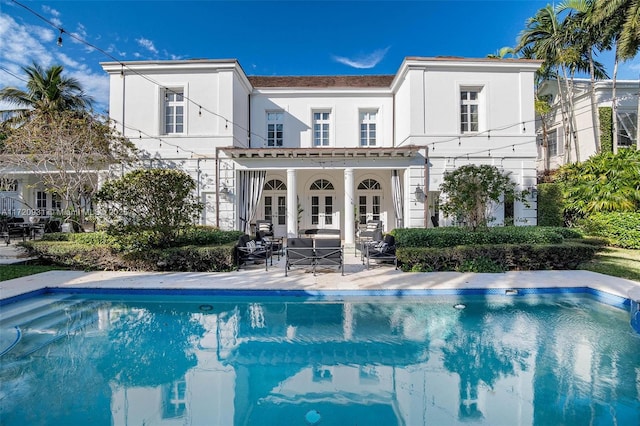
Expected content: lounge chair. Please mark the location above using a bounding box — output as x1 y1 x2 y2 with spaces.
235 234 272 271
285 238 315 276
363 234 397 270
314 238 344 275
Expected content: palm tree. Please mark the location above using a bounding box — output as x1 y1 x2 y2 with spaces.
592 0 640 151
517 5 580 162
0 63 92 122
557 0 611 154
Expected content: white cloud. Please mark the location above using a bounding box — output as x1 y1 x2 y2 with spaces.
333 47 391 69
42 5 62 28
136 37 158 55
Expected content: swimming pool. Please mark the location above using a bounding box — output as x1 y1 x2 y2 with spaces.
1 290 639 425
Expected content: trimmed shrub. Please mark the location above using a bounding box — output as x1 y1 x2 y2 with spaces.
21 241 125 270
175 226 244 246
578 212 640 249
391 226 573 248
537 183 564 227
122 245 236 272
397 242 598 272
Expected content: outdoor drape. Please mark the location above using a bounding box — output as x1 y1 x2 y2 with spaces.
391 170 404 228
238 170 266 234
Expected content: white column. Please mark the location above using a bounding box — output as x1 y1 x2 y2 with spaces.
286 168 297 238
344 168 355 244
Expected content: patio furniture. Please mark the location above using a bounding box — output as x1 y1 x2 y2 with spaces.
355 220 383 256
235 234 272 271
314 238 344 275
363 234 397 270
285 238 315 276
285 238 344 276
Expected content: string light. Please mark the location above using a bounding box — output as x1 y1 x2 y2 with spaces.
198 105 202 116
522 122 526 132
56 29 63 47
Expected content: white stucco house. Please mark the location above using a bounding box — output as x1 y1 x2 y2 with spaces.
537 78 639 172
104 57 539 241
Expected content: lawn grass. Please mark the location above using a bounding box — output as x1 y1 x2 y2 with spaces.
0 264 65 282
579 246 640 282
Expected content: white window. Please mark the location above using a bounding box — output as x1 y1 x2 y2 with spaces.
617 111 637 147
360 111 377 146
313 111 331 146
267 112 284 147
36 191 47 213
548 130 558 157
164 89 184 134
460 89 480 133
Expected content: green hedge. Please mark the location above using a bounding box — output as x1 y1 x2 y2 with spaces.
537 183 564 227
122 245 236 272
22 240 237 271
578 212 640 249
397 242 598 272
391 226 581 248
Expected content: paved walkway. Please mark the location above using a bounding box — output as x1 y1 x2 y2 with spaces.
2 244 640 303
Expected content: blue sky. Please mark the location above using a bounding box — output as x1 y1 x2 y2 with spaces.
1 0 639 113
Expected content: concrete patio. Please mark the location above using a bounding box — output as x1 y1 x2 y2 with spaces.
1 241 639 303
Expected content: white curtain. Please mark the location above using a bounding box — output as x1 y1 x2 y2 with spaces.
391 170 404 228
238 170 266 234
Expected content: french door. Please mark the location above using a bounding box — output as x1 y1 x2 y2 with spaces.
310 194 337 229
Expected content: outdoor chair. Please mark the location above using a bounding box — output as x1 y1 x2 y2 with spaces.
284 238 315 276
355 220 383 256
363 234 397 270
314 238 344 275
235 234 272 271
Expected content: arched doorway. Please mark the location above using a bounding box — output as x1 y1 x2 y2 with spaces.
262 179 286 237
356 178 382 227
309 178 338 230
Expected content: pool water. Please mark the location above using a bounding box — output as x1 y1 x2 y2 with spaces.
1 292 639 425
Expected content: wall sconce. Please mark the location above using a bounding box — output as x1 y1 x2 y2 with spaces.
414 186 425 203
528 186 538 200
220 187 229 194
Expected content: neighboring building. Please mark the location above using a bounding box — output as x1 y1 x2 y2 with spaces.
537 78 639 172
35 56 540 241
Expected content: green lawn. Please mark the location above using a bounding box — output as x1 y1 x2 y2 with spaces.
579 246 640 282
0 264 64 282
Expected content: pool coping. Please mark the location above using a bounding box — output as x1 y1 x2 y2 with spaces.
2 267 640 307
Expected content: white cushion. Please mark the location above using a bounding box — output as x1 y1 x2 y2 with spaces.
246 240 256 253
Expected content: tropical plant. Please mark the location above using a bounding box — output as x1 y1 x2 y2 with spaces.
439 165 529 231
0 63 92 123
555 149 640 217
96 168 203 248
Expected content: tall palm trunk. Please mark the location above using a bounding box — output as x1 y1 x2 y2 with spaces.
560 64 580 162
587 49 601 153
611 49 619 154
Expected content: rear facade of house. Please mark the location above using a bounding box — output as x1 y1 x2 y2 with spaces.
95 56 540 242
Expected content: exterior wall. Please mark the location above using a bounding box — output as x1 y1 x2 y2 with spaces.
537 79 639 171
393 59 540 227
98 57 541 234
250 89 393 149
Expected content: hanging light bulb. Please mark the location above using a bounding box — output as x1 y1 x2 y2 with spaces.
198 106 202 116
57 29 63 47
522 121 526 132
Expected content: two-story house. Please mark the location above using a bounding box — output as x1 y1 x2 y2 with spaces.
100 57 539 242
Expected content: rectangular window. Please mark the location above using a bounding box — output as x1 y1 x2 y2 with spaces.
267 112 284 147
460 89 479 133
313 111 331 146
617 112 637 147
36 191 47 211
164 89 184 134
311 196 319 225
324 196 333 225
277 196 286 225
264 196 273 222
358 195 367 224
360 111 377 146
548 130 558 157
